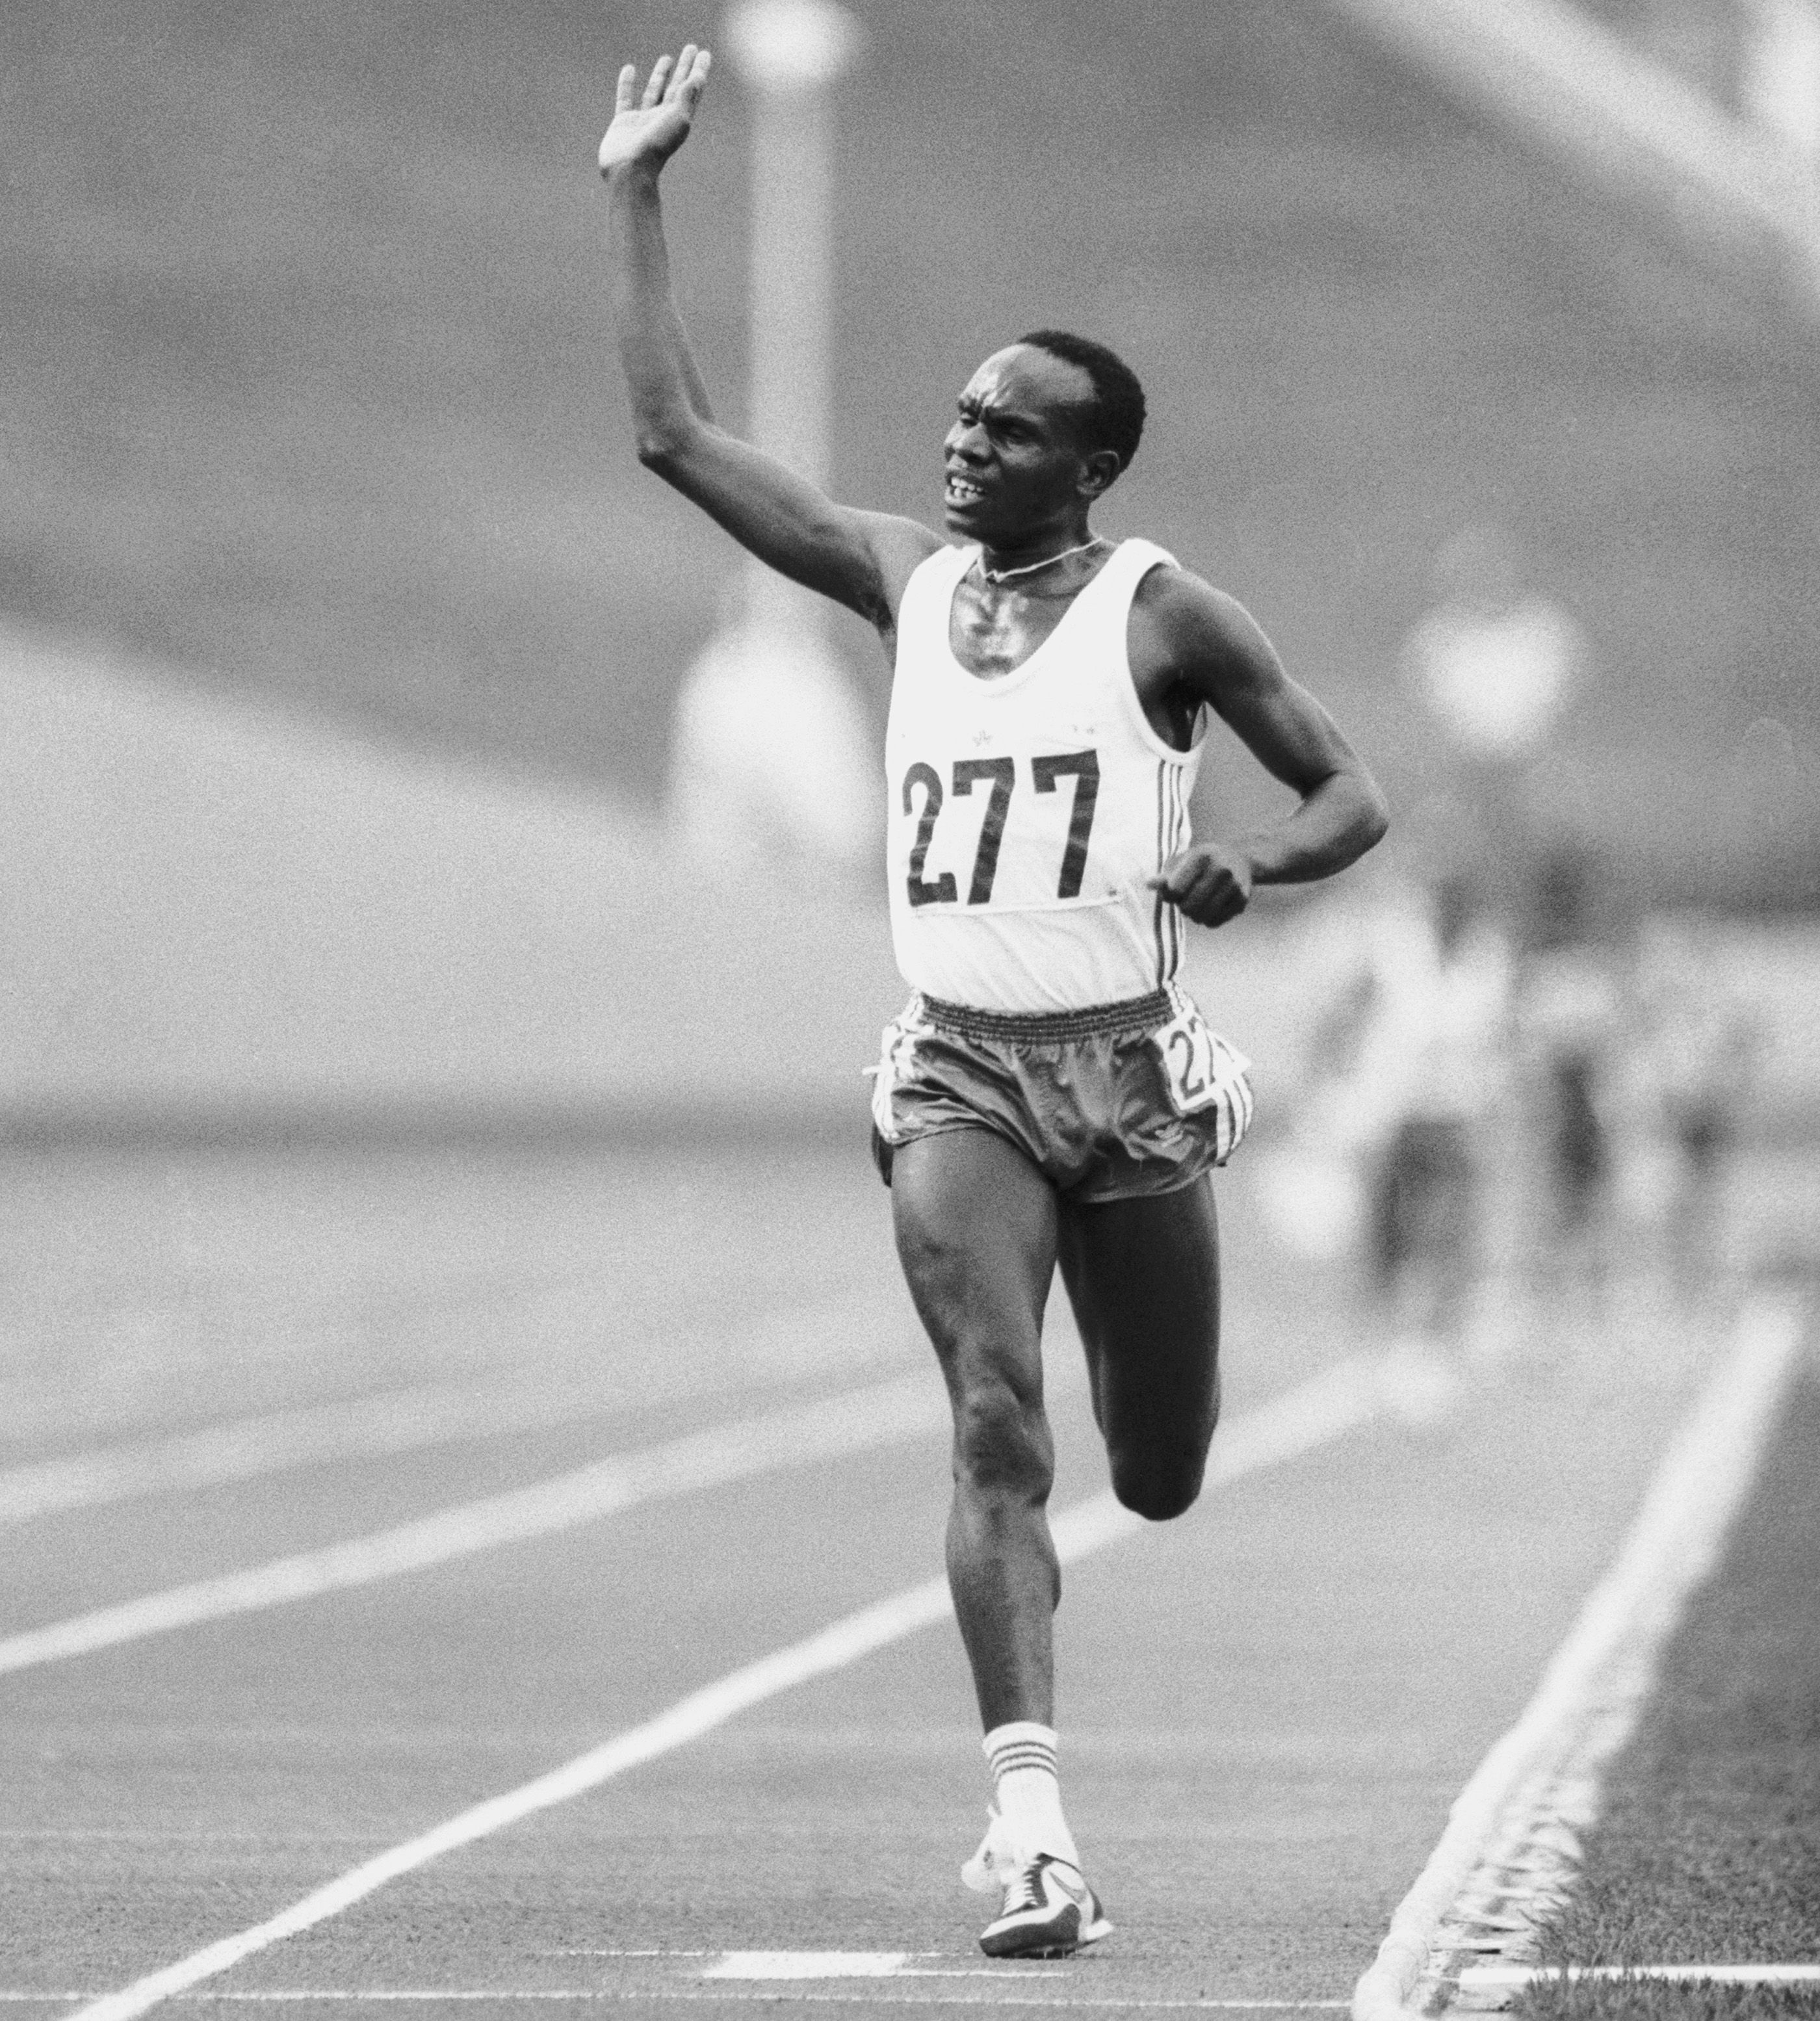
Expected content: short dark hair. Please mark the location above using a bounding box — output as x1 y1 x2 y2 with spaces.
1015 329 1147 475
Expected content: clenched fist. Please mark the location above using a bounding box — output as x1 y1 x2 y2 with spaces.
1147 842 1256 928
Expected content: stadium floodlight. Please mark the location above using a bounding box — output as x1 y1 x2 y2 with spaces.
1327 0 1820 308
666 0 876 876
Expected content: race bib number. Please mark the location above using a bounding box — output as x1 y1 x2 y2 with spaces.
1150 999 1254 1162
898 750 1100 910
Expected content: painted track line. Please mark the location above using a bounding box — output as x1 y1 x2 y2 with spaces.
66 1355 1383 2021
3 1996 1353 2011
0 1369 953 1678
1351 1292 1808 2021
0 1381 633 1528
1461 1962 1820 1990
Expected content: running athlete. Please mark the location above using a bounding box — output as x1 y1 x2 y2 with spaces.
601 49 1389 1959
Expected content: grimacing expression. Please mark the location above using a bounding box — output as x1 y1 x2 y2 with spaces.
942 346 1116 543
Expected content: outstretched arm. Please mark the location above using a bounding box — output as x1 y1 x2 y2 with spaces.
1141 575 1390 928
600 51 938 633
601 51 721 437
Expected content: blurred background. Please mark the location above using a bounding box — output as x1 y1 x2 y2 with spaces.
7 14 1819 1988
1 0 1816 1199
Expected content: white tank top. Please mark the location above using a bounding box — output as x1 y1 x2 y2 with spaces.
884 538 1205 1013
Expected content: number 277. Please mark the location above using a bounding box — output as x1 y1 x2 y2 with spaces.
903 750 1099 907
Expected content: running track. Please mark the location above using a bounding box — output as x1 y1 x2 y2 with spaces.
0 1140 1795 2014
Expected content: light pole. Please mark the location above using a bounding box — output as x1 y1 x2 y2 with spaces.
666 0 874 874
729 0 857 615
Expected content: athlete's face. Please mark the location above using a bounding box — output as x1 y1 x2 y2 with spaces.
941 346 1115 545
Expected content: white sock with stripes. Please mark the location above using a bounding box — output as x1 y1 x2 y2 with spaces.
983 1721 1080 1868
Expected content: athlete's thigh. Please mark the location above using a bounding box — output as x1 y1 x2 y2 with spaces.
890 1127 1059 1398
1056 1175 1221 1461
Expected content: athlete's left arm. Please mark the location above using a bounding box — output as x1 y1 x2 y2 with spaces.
1138 570 1390 929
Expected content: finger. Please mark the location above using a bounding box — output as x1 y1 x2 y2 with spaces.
665 44 697 100
641 53 673 108
681 46 712 103
1148 851 1193 898
1188 859 1239 918
1207 874 1252 926
614 62 637 114
1178 867 1219 918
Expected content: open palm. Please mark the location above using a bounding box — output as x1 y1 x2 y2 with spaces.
598 46 712 176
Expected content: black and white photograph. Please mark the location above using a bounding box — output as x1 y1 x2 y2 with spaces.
3 2 1817 2015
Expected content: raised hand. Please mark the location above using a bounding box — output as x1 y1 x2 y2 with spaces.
599 46 713 177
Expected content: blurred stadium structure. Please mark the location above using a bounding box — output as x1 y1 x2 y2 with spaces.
665 0 876 874
3 0 1819 1133
1334 0 1820 291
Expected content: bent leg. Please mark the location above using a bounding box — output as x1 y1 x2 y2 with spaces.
892 1128 1060 1729
1057 1177 1221 1521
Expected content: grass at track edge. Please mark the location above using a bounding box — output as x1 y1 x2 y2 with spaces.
1513 1986 1820 2020
1509 1346 1820 2020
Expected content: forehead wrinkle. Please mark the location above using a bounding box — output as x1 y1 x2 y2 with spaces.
958 376 1076 440
959 385 1043 430
961 348 1095 442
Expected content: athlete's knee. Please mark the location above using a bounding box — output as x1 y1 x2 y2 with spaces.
950 1374 1054 1504
1108 1444 1208 1522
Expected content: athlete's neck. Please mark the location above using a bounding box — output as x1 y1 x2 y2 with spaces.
975 532 1109 590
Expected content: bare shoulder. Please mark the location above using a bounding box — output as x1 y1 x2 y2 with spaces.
1130 562 1282 690
849 510 947 625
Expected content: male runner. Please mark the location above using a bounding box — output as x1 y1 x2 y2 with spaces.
601 47 1389 1959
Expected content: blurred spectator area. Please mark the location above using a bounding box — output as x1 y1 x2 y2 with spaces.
3 0 1818 909
0 628 904 1139
1579 0 1820 157
2 627 1815 1139
5 1 1819 1133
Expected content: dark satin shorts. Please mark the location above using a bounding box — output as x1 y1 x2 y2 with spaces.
867 987 1252 1203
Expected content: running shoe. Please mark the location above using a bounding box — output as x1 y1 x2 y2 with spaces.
961 1811 1113 1959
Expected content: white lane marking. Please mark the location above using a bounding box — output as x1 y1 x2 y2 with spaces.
0 1291 928 1528
1461 1963 1820 1988
0 1331 1340 1684
1351 1293 1808 2021
0 1370 949 1678
0 1382 626 1527
704 1953 909 1978
0 1996 1353 2010
551 1946 1318 1987
68 1355 1384 2021
698 1954 1071 1981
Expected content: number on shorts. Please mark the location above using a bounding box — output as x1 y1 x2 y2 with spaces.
1167 1026 1208 1101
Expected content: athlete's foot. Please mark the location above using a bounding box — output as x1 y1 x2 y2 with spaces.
962 1812 1113 1959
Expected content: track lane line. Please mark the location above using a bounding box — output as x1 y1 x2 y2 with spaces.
1461 1964 1820 1990
0 1382 617 1527
1350 1292 1808 2021
3 1331 1086 1675
3 1996 1353 2010
1 1303 916 1526
0 1369 953 1677
65 1355 1384 2021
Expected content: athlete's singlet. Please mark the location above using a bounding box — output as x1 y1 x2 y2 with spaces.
885 538 1204 1013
